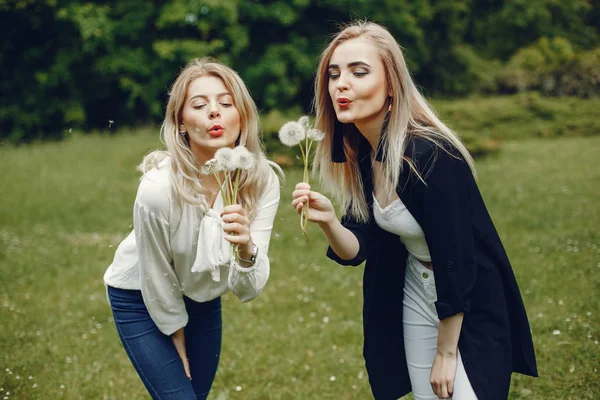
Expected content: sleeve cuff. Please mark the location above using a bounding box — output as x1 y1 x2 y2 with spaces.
156 314 189 336
231 258 259 273
434 299 470 320
326 245 367 266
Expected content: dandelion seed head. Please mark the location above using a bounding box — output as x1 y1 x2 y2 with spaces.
233 146 255 170
298 115 310 130
201 159 224 174
214 147 236 171
279 121 306 146
307 128 325 142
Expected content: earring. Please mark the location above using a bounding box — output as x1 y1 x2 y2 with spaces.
179 125 186 135
388 96 393 112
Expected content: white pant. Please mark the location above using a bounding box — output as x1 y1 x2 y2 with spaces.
403 255 478 400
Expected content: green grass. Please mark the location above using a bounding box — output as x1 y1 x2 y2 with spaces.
1 130 599 399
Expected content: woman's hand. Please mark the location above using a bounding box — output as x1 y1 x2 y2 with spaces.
291 183 336 226
171 328 191 380
429 351 458 399
221 204 253 260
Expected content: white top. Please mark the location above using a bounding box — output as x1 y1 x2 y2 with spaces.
104 158 280 335
372 193 431 262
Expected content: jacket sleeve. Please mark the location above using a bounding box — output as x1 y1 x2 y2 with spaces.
419 146 477 320
326 208 376 267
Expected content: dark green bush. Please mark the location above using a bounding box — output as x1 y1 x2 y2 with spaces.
2 0 598 143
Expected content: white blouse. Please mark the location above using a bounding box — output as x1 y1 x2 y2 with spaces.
372 193 431 262
104 158 280 335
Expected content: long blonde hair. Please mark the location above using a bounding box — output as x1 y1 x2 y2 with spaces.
139 57 281 218
313 21 476 222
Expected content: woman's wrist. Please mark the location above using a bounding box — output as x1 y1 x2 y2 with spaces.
317 212 337 230
436 347 457 357
237 241 257 266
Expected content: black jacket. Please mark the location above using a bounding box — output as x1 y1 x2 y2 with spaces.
327 136 538 400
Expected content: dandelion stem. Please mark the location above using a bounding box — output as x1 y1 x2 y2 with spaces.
227 171 235 205
212 172 227 206
300 139 312 241
232 169 240 204
298 141 307 172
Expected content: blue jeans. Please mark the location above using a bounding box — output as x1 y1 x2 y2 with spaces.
108 286 222 400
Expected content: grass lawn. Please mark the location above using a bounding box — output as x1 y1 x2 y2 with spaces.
1 131 598 399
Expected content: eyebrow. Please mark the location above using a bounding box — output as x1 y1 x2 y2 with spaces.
189 92 232 101
328 61 371 69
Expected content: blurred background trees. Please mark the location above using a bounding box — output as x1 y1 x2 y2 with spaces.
1 0 598 142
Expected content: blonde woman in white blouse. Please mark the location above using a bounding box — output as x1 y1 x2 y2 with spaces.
104 58 281 400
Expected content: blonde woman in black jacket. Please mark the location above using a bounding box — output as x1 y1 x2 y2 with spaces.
292 22 537 400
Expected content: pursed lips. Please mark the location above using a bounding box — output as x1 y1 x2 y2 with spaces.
208 124 224 137
336 97 351 108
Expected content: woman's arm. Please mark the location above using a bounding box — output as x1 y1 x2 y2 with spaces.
417 143 478 320
430 313 464 398
223 171 280 301
292 182 368 263
134 176 191 378
415 142 475 397
134 194 188 336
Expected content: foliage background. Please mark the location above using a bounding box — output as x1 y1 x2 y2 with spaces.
1 0 599 142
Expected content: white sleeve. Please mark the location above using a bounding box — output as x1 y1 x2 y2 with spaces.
134 176 187 335
228 171 280 302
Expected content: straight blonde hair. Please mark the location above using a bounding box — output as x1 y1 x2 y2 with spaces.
139 57 281 219
313 21 476 222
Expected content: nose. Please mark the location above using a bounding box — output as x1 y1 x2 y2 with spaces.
208 102 221 119
335 72 349 91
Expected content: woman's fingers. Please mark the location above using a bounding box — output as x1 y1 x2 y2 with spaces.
221 204 246 217
295 182 311 191
221 211 250 234
222 213 249 227
440 383 449 399
182 356 191 380
291 183 335 223
223 222 247 233
221 208 251 245
447 379 454 398
291 195 309 209
224 233 250 244
431 379 451 399
222 221 250 246
171 331 191 380
292 189 311 201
